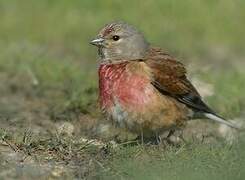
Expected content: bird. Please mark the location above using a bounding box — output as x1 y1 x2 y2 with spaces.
90 21 238 142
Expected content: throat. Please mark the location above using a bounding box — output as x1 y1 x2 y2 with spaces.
99 45 149 62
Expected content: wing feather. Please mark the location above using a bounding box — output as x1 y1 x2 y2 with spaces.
144 47 214 114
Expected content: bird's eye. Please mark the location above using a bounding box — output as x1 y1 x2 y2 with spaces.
112 35 120 41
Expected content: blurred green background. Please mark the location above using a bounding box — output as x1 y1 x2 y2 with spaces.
0 0 245 179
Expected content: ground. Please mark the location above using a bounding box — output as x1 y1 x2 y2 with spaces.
0 0 245 179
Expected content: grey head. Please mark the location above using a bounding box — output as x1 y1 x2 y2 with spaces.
90 22 149 63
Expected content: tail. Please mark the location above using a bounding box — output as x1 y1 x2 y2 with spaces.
204 113 240 130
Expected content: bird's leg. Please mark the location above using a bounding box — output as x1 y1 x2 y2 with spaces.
140 129 144 145
154 133 162 145
134 132 160 145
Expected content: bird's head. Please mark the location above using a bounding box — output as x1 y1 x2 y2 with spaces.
90 22 149 63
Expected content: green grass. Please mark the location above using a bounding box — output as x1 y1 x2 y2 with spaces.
99 141 245 180
0 0 245 179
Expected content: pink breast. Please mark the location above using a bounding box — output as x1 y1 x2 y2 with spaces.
99 63 154 111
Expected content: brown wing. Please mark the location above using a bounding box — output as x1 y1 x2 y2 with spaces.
144 47 215 114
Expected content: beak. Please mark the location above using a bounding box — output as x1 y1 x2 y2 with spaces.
90 38 105 46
